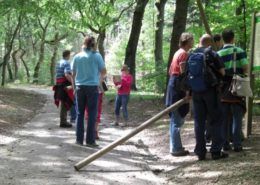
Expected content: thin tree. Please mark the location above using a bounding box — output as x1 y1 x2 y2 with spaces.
166 0 190 94
154 0 167 92
124 0 149 90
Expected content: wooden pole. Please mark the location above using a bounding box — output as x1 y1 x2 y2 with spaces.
245 12 257 137
74 98 187 171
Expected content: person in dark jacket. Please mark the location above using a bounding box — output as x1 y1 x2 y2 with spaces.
191 34 228 160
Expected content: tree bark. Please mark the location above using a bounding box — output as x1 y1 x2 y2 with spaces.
20 49 30 82
154 0 167 92
11 49 19 79
32 17 51 83
97 30 106 60
124 0 149 90
165 0 189 94
1 14 22 86
236 0 247 50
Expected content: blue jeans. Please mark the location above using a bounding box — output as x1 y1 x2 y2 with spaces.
70 103 77 122
115 94 129 120
192 88 224 156
221 103 244 148
170 110 184 153
75 85 99 144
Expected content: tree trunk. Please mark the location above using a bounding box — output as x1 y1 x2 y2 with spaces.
124 0 149 90
236 0 247 50
97 31 106 60
20 49 30 82
1 14 22 86
33 39 45 83
50 44 58 85
11 49 19 79
32 17 51 84
7 62 13 81
165 0 189 94
154 0 167 92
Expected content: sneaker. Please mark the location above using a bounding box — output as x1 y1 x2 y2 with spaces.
171 150 189 157
223 145 232 151
75 141 83 146
234 146 243 152
211 152 229 160
198 155 206 161
60 122 72 128
111 121 119 126
119 122 127 127
86 142 99 148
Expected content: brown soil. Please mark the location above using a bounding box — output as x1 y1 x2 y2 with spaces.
0 87 46 135
1 87 260 184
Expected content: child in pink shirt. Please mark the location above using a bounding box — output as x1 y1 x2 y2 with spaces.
112 64 133 127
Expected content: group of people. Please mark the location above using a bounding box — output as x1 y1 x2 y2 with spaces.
54 36 132 147
166 29 248 160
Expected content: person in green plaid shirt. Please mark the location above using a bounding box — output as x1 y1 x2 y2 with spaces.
217 29 248 153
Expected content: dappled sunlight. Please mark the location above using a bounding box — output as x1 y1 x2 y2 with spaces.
182 170 222 178
32 161 67 167
0 134 18 145
92 159 123 168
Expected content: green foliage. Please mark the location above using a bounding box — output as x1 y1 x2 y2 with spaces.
0 0 259 92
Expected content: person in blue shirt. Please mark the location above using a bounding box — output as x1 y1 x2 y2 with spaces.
71 36 106 147
54 50 74 128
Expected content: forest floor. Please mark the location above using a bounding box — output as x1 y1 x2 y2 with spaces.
0 85 259 185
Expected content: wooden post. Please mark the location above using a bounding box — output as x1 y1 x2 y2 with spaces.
74 98 187 171
245 12 257 137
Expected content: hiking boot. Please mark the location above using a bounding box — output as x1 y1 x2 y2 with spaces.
86 142 99 148
234 146 243 152
171 150 189 157
211 151 229 160
60 122 72 128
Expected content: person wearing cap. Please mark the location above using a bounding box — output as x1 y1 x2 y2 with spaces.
112 64 133 127
71 36 106 147
165 32 193 157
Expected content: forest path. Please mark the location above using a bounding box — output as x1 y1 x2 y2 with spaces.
0 87 167 185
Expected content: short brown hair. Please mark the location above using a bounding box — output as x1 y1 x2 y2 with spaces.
62 50 71 58
83 36 95 49
179 32 193 47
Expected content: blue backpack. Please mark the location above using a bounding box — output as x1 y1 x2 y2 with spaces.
187 52 212 92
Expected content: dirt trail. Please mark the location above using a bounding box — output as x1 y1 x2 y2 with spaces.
1 86 260 185
0 87 166 185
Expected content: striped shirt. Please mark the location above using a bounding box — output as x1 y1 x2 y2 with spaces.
55 59 71 79
217 44 248 76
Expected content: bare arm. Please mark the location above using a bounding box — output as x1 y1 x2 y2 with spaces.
218 68 225 76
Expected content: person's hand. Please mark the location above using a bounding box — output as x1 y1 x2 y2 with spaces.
116 85 121 89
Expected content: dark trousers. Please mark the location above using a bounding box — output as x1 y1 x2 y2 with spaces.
60 101 67 124
192 88 224 156
75 85 99 144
